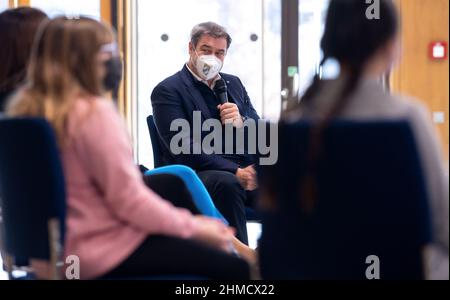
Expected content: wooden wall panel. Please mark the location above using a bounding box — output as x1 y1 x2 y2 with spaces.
391 0 449 161
100 0 112 25
9 0 30 7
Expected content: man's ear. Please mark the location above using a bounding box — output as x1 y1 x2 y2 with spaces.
188 42 194 54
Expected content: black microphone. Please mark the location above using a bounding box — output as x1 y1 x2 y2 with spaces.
214 79 228 104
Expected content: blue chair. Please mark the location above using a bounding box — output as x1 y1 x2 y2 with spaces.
145 165 228 224
147 115 260 222
0 118 66 280
258 121 432 280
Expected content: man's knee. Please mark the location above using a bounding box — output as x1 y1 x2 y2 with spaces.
199 171 245 198
218 172 245 195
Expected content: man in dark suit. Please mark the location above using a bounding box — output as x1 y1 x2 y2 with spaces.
151 22 260 244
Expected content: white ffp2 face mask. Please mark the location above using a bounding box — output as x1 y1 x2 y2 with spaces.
194 51 223 81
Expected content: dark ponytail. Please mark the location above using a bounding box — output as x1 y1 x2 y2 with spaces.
288 0 399 213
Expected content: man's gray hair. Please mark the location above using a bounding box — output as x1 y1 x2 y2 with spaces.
190 22 232 49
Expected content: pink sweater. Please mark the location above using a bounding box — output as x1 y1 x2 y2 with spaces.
61 97 198 279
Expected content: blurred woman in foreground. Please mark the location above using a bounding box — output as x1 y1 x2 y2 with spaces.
7 17 250 280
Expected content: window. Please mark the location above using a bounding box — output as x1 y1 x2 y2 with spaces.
135 0 281 169
298 0 331 95
0 0 8 13
30 0 101 20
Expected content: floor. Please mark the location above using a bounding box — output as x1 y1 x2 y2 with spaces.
0 222 262 280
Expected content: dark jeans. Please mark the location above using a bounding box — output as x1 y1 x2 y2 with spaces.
197 170 249 245
104 173 250 280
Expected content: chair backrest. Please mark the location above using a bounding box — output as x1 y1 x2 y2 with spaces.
258 120 432 280
147 115 166 168
0 118 66 262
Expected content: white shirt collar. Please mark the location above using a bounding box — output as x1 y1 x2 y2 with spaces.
186 63 222 89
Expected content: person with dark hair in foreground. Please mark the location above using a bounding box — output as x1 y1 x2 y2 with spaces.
0 7 48 111
284 0 448 279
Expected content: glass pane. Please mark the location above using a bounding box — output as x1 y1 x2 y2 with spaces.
136 0 281 169
0 0 8 13
263 0 282 121
30 0 101 20
298 0 330 96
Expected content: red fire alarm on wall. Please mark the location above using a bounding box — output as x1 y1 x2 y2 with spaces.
429 42 447 60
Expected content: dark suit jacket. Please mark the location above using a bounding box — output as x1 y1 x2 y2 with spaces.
151 65 260 173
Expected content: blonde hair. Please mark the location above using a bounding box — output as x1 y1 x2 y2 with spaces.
7 17 114 147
